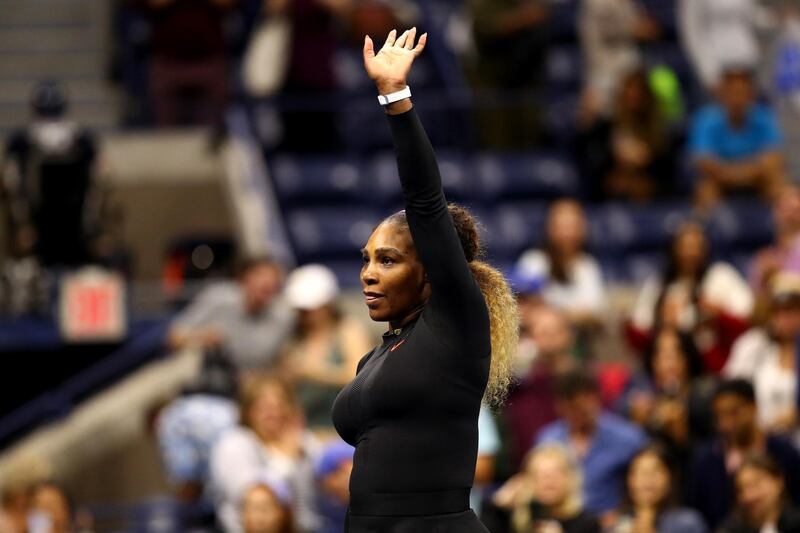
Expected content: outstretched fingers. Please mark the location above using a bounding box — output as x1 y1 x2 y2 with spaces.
383 29 397 49
363 34 375 63
404 27 417 50
395 29 411 49
413 33 428 56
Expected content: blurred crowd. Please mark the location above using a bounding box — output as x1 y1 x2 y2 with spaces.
2 0 800 532
0 191 798 532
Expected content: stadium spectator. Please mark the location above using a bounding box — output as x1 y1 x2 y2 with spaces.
2 81 99 268
0 481 32 533
535 370 648 519
278 264 373 431
210 375 321 533
579 0 660 120
723 272 800 435
766 2 800 183
133 0 237 127
678 0 765 92
618 328 715 465
628 221 753 373
482 443 600 533
155 348 239 503
689 68 785 210
314 441 353 533
168 255 295 373
506 305 577 469
28 483 78 533
577 69 680 202
240 475 296 533
688 379 800 529
469 0 552 148
749 184 800 297
516 200 607 334
720 453 800 533
253 0 354 152
607 446 707 533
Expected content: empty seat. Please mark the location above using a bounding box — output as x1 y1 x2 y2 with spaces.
365 150 479 205
545 45 583 90
706 199 774 250
286 207 382 260
587 202 693 253
475 152 580 200
491 202 549 259
269 155 364 205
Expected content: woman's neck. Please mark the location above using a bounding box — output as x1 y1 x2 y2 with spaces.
389 304 425 332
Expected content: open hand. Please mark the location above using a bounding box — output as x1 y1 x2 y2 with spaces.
363 28 427 95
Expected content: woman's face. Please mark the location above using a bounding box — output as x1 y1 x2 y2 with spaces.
673 227 707 275
32 485 70 533
528 452 572 508
737 466 784 525
242 486 286 533
248 384 293 439
652 331 688 389
628 453 671 508
361 221 430 324
547 202 586 255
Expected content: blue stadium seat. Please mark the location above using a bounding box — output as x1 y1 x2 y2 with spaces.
639 0 678 37
599 250 664 284
549 0 580 43
286 207 383 260
474 152 580 200
705 199 774 250
365 150 479 205
269 155 364 205
320 259 365 288
541 92 581 145
545 45 583 90
587 202 693 253
491 202 549 259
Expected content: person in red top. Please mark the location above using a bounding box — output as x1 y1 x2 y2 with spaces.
627 222 753 373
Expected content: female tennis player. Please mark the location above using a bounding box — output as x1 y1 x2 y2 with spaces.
331 28 519 533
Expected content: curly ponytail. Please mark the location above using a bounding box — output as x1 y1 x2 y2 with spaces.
387 204 519 407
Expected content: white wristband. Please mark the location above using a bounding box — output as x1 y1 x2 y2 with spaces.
377 86 412 106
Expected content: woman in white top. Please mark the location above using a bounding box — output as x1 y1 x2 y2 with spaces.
723 274 800 434
517 199 607 330
211 375 321 533
628 221 753 373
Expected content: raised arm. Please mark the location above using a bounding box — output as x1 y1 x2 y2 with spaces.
363 30 488 339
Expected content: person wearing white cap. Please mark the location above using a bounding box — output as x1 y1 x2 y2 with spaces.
279 264 374 431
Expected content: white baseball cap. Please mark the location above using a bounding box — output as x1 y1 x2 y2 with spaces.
285 264 340 310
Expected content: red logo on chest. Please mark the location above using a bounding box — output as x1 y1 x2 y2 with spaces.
390 339 406 352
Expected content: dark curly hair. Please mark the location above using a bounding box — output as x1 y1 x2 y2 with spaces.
384 204 518 407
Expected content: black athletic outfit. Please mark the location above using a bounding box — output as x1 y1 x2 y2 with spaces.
331 108 492 532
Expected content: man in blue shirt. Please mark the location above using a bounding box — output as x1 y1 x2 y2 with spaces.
690 68 786 209
536 370 647 521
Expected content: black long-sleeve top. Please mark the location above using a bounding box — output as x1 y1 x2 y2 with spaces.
331 108 491 510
